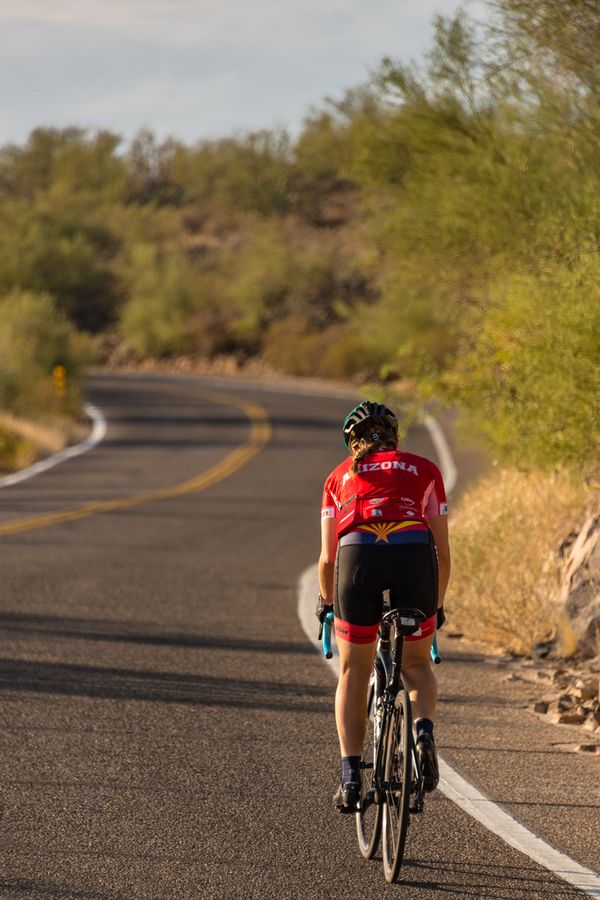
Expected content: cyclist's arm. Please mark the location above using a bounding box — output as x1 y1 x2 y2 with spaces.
318 516 337 604
428 514 451 608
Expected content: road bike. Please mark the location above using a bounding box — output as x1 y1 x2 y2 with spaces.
322 605 438 883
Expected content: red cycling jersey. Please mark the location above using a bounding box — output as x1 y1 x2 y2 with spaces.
321 448 448 539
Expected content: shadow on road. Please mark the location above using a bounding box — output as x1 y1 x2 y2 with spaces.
0 656 330 714
403 858 584 898
0 611 314 656
0 880 122 900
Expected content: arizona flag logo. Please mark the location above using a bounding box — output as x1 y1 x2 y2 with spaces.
357 521 424 543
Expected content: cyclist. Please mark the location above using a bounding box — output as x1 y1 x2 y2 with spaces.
316 401 451 812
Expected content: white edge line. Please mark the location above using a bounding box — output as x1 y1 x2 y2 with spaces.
298 412 600 897
0 403 107 489
298 564 600 897
423 413 457 495
438 760 600 896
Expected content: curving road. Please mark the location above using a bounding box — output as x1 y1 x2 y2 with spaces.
0 373 597 899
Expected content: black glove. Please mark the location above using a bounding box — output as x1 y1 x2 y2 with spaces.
316 595 334 640
436 607 446 630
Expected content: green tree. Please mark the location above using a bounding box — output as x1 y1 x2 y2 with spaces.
0 127 127 203
0 205 120 331
119 244 197 356
169 130 294 215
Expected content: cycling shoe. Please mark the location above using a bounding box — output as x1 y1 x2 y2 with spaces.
416 733 439 792
333 781 361 813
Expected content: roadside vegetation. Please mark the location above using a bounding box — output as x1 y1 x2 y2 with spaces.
0 290 89 471
448 469 594 655
0 0 597 652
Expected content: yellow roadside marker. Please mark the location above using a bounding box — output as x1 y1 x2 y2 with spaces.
0 392 272 538
53 365 68 398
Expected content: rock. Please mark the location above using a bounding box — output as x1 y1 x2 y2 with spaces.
583 714 600 732
557 692 577 710
576 743 598 753
556 709 585 725
572 677 599 701
560 512 600 657
531 640 553 659
559 531 578 559
552 668 570 685
533 700 549 714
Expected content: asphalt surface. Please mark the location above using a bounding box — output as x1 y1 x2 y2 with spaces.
0 372 597 899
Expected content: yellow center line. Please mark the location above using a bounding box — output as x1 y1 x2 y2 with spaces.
0 391 272 538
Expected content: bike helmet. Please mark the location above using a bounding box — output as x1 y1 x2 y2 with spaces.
342 401 398 447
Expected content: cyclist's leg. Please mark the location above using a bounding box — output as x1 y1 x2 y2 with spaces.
404 632 440 791
387 539 438 721
402 634 437 721
387 539 440 790
333 543 382 800
335 638 378 756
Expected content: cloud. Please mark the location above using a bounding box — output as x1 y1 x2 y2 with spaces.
0 0 483 46
0 0 487 145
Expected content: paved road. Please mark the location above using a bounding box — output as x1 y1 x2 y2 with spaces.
0 373 597 899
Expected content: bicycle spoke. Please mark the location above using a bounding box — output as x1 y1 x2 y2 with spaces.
356 668 384 859
382 691 413 883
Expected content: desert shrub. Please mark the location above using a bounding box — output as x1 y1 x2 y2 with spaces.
119 244 197 356
0 204 121 331
318 325 374 379
225 221 351 349
0 426 36 472
262 316 374 380
444 264 600 470
261 317 325 376
0 289 88 415
0 127 127 203
168 130 294 215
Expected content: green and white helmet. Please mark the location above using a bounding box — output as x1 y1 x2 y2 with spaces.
342 401 398 448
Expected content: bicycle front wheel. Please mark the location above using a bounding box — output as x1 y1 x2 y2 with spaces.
356 669 383 859
382 688 413 883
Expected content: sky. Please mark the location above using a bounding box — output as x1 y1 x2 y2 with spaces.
0 0 487 147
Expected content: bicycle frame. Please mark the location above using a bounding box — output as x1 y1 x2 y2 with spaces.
365 608 427 815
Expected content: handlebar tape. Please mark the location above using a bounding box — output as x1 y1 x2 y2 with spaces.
322 610 334 660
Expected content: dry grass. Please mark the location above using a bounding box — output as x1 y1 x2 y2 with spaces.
448 468 597 655
0 425 38 472
0 412 87 474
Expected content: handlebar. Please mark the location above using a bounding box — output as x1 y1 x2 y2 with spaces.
322 610 334 659
430 632 441 664
318 610 440 664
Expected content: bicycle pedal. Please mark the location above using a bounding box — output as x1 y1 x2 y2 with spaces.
359 791 375 812
360 761 373 769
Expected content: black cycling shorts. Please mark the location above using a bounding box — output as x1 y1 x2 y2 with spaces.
334 537 438 643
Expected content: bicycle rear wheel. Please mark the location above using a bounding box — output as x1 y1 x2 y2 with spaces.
356 668 383 858
382 688 413 883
